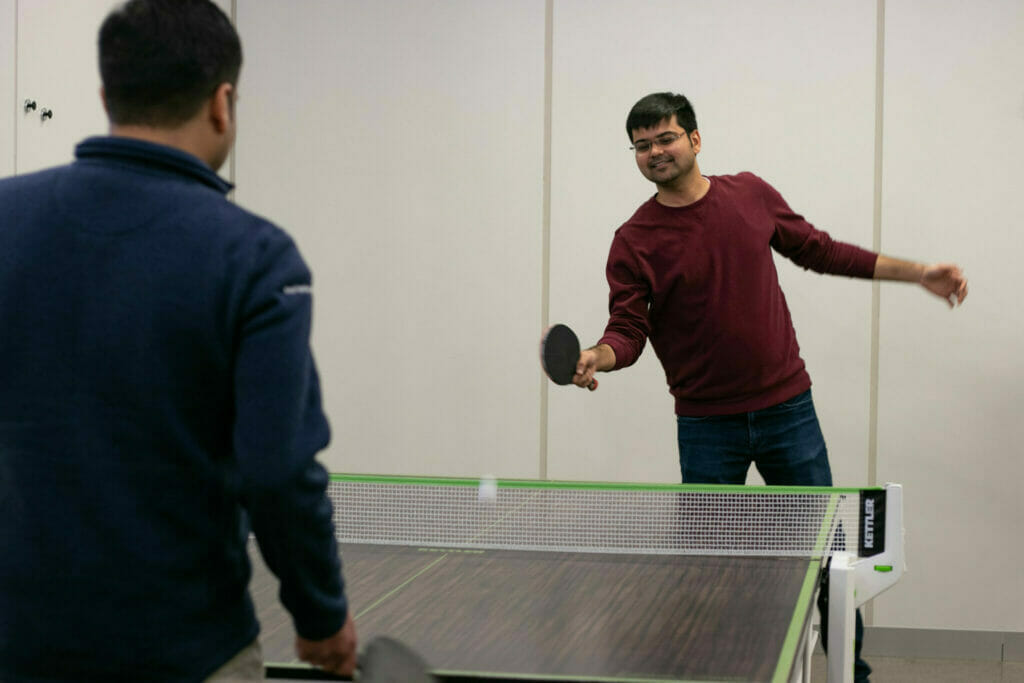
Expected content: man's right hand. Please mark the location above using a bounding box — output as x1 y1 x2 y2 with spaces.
574 344 615 389
295 612 358 677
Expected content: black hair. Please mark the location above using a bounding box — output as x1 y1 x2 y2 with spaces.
625 92 698 138
99 0 242 126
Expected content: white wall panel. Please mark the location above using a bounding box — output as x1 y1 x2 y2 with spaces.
877 0 1024 631
548 0 877 485
0 0 13 177
234 0 546 478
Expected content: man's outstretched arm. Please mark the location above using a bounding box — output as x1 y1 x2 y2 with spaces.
873 255 969 308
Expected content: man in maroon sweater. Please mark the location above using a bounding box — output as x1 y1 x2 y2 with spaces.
573 92 968 681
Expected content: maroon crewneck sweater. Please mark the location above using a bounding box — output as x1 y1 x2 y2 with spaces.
598 172 877 416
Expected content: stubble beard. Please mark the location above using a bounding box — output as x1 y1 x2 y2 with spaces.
649 154 695 190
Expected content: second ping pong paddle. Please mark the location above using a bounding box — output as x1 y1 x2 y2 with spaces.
358 636 435 682
266 636 434 682
540 323 597 391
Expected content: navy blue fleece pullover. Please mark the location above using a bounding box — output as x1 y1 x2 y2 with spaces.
0 137 346 681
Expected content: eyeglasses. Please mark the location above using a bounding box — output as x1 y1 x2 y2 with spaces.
630 131 686 154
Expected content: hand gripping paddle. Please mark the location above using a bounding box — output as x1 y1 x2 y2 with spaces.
540 323 597 391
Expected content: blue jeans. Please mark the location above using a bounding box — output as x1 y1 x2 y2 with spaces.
676 389 871 682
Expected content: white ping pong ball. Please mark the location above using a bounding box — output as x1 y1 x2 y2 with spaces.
478 475 498 503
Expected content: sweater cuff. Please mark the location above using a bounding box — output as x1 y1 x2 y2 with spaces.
597 334 633 370
860 250 881 279
294 599 349 641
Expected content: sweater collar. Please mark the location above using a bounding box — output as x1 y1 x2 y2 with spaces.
74 136 234 195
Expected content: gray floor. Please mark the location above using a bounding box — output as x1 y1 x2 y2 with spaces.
810 653 1024 682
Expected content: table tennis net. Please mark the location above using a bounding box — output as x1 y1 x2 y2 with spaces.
328 477 878 558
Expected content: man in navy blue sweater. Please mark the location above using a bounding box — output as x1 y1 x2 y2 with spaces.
0 1 356 680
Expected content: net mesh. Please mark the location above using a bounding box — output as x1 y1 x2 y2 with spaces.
328 478 863 558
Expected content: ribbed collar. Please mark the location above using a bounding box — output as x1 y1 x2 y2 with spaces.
75 136 234 194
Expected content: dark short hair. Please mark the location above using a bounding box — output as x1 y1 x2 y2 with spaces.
625 92 698 138
99 0 242 126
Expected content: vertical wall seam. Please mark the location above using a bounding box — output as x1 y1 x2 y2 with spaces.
866 0 887 628
229 0 237 195
869 0 885 490
539 0 554 480
13 0 18 175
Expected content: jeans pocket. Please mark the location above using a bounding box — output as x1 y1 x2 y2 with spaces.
777 389 812 410
677 414 713 424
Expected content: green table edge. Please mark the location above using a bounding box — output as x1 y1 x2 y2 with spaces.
770 491 840 682
266 661 745 682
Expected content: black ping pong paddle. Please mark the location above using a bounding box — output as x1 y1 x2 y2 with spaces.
540 323 597 391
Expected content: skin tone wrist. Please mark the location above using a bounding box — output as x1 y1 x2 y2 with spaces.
586 344 616 372
873 255 925 283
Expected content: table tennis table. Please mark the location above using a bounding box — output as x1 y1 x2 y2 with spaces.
256 475 904 683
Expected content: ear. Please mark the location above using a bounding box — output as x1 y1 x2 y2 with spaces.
100 87 109 115
209 83 234 133
689 129 702 154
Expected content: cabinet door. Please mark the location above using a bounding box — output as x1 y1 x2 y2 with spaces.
16 0 121 174
15 0 232 175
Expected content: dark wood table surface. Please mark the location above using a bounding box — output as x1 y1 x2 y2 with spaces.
252 541 820 682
